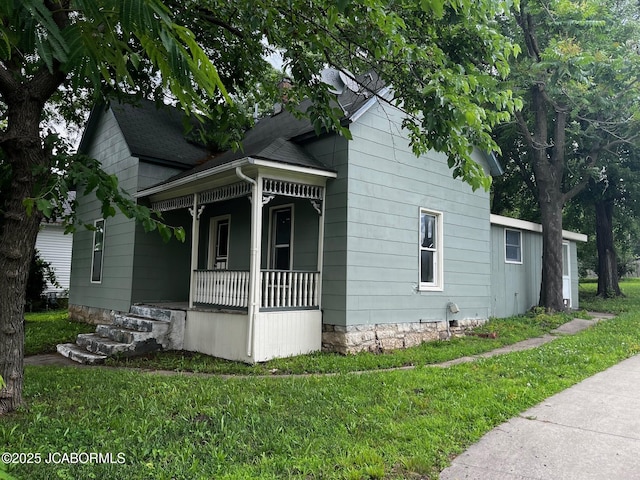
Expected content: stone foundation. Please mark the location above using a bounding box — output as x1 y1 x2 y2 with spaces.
322 318 487 355
69 304 117 325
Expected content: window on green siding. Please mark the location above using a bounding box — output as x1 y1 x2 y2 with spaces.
505 228 522 264
419 209 443 291
91 219 105 283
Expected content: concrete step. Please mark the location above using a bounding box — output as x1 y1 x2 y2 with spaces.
113 314 170 334
130 304 174 322
76 333 134 356
77 333 164 357
57 343 107 365
95 324 152 344
58 304 184 364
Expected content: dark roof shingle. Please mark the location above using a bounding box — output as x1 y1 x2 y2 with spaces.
110 99 210 168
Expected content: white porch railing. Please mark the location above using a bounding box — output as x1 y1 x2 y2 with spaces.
192 269 320 309
193 270 249 308
261 270 320 309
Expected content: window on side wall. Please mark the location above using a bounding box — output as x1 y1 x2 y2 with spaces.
91 219 105 283
505 228 522 264
419 209 443 291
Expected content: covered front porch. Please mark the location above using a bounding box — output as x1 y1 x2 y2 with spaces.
140 160 335 362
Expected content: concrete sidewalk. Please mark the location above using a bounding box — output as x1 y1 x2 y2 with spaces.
439 353 640 480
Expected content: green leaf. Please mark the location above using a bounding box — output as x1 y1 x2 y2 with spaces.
23 198 34 216
175 227 186 243
0 28 10 59
36 198 53 218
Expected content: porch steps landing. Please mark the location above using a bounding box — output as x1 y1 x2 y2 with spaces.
57 305 186 365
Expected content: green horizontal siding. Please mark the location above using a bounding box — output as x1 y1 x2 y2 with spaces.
490 225 542 317
305 135 349 326
337 101 492 327
70 109 137 313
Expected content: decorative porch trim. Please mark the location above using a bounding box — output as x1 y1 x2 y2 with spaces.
151 195 193 212
199 181 252 206
150 182 252 213
263 178 325 215
262 178 323 200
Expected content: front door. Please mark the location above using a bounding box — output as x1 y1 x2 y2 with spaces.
269 205 293 270
562 242 571 307
209 216 230 269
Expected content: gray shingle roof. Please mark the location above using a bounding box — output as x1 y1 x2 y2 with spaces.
164 72 387 183
109 99 211 168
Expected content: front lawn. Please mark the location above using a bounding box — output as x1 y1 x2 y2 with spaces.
3 284 639 479
106 309 575 375
3 313 639 479
24 310 95 356
579 277 640 314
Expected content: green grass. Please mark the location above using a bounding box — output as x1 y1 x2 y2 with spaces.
579 278 640 314
24 310 95 356
4 312 640 480
8 286 635 479
104 310 574 375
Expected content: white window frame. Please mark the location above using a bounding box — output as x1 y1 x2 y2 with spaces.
504 228 523 264
208 215 231 270
90 218 105 284
267 204 294 270
419 208 444 291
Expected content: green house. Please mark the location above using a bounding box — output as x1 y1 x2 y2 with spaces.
63 73 586 363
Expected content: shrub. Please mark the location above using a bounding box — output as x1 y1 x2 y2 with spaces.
25 250 59 311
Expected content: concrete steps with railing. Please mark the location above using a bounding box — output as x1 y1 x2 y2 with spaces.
57 305 185 365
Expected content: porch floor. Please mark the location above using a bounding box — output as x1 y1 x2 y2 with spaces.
139 301 247 315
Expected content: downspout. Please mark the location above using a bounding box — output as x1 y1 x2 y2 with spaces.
236 167 259 358
188 193 199 309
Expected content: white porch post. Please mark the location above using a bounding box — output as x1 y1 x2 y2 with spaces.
188 193 200 309
316 184 327 309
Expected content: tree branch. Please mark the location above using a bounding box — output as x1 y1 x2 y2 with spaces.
0 63 19 99
563 150 599 203
195 10 246 39
514 110 535 150
513 152 538 197
515 12 542 61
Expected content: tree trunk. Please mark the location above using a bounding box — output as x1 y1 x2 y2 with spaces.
0 100 47 415
595 199 622 297
528 86 567 312
537 183 566 311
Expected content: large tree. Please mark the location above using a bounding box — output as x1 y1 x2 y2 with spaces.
0 0 521 414
0 0 227 416
567 146 640 296
497 0 640 310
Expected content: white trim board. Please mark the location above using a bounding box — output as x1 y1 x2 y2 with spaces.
490 214 587 243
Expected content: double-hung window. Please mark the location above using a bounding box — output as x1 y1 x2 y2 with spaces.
505 229 522 264
91 219 105 283
419 209 443 291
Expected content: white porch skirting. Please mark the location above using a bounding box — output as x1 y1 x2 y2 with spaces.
183 309 322 363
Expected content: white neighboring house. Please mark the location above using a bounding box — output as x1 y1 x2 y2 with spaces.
35 192 75 296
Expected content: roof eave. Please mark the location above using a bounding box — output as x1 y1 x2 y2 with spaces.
134 156 337 199
484 151 504 176
490 214 588 242
134 157 251 198
249 158 338 178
